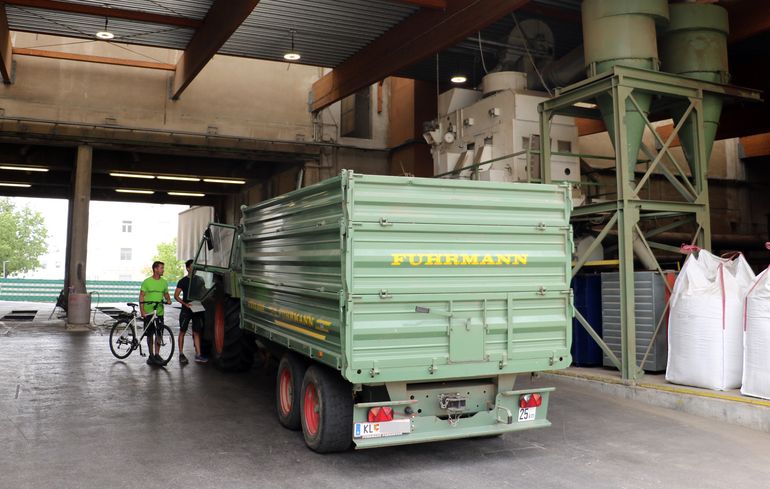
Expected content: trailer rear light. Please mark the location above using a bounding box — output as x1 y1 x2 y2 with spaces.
368 407 394 422
519 393 543 409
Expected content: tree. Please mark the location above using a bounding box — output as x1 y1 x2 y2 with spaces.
0 199 48 276
144 238 184 283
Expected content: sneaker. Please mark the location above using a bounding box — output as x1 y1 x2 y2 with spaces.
179 353 189 365
146 355 157 366
154 354 166 366
194 355 209 364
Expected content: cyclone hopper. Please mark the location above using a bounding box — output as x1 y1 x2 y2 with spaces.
660 3 730 173
581 0 669 183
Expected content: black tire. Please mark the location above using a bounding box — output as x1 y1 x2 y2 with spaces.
214 298 255 372
300 366 353 453
154 324 175 365
275 353 307 430
109 321 135 359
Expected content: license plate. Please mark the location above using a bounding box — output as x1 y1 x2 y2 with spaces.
518 407 537 422
353 419 412 439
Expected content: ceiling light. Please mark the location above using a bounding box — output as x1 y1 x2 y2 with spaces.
451 75 468 84
96 17 114 40
283 29 301 61
116 189 154 195
0 182 31 188
0 165 48 172
168 192 205 197
110 172 155 179
203 178 245 185
157 175 201 182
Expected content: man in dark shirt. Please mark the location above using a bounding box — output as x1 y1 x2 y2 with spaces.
174 259 207 364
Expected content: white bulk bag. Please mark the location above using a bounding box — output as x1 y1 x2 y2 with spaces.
666 250 755 390
742 268 770 399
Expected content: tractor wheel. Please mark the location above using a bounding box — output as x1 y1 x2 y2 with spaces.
300 365 353 453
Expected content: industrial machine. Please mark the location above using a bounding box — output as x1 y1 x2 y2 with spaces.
424 71 580 184
191 171 573 452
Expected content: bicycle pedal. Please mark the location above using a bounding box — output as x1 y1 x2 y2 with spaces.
140 353 146 357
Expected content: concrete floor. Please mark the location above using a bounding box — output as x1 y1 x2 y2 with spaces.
2 328 770 489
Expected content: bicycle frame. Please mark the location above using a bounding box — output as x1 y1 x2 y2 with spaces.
122 305 164 357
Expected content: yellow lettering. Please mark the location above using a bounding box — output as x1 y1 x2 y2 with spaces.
496 255 511 265
391 254 407 266
514 254 528 265
409 254 424 266
462 255 479 265
425 254 442 266
445 254 460 266
480 255 495 265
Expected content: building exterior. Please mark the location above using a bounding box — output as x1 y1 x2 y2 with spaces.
20 198 186 281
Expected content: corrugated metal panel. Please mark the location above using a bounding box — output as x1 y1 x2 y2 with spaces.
221 0 419 67
601 271 670 372
49 0 212 20
7 5 195 49
238 172 573 384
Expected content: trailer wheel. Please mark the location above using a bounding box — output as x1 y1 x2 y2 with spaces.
275 353 306 430
300 366 353 453
213 298 255 372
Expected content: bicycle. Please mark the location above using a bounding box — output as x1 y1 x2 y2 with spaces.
109 301 175 364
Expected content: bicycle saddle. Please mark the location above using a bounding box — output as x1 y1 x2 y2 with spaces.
127 302 138 307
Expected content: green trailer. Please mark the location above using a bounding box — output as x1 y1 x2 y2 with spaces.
193 171 573 452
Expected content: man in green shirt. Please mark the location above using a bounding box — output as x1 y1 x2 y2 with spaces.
139 261 172 366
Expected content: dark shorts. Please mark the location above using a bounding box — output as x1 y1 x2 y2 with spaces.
179 308 204 334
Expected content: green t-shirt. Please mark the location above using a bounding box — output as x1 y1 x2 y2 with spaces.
140 277 168 316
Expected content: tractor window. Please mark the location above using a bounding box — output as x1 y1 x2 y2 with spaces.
195 224 236 271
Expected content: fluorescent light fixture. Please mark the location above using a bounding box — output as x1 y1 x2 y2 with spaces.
116 189 154 195
0 165 48 172
0 182 31 188
110 172 155 179
168 192 205 197
450 75 467 84
203 178 246 185
157 175 201 182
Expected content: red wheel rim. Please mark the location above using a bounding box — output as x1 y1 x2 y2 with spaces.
303 382 320 436
279 368 292 416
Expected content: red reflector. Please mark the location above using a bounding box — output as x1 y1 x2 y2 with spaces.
520 393 543 408
368 406 394 422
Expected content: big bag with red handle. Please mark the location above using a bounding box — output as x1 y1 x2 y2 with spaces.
666 248 756 391
741 243 770 399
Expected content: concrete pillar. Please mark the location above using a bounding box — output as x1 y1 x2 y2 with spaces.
67 145 92 294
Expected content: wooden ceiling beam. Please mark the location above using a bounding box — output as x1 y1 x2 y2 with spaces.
171 0 260 100
309 0 531 112
0 5 12 83
13 47 175 71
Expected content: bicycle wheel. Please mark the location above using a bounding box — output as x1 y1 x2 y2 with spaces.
109 321 136 359
153 324 175 365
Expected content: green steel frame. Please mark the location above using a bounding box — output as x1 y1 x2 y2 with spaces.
539 65 762 380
